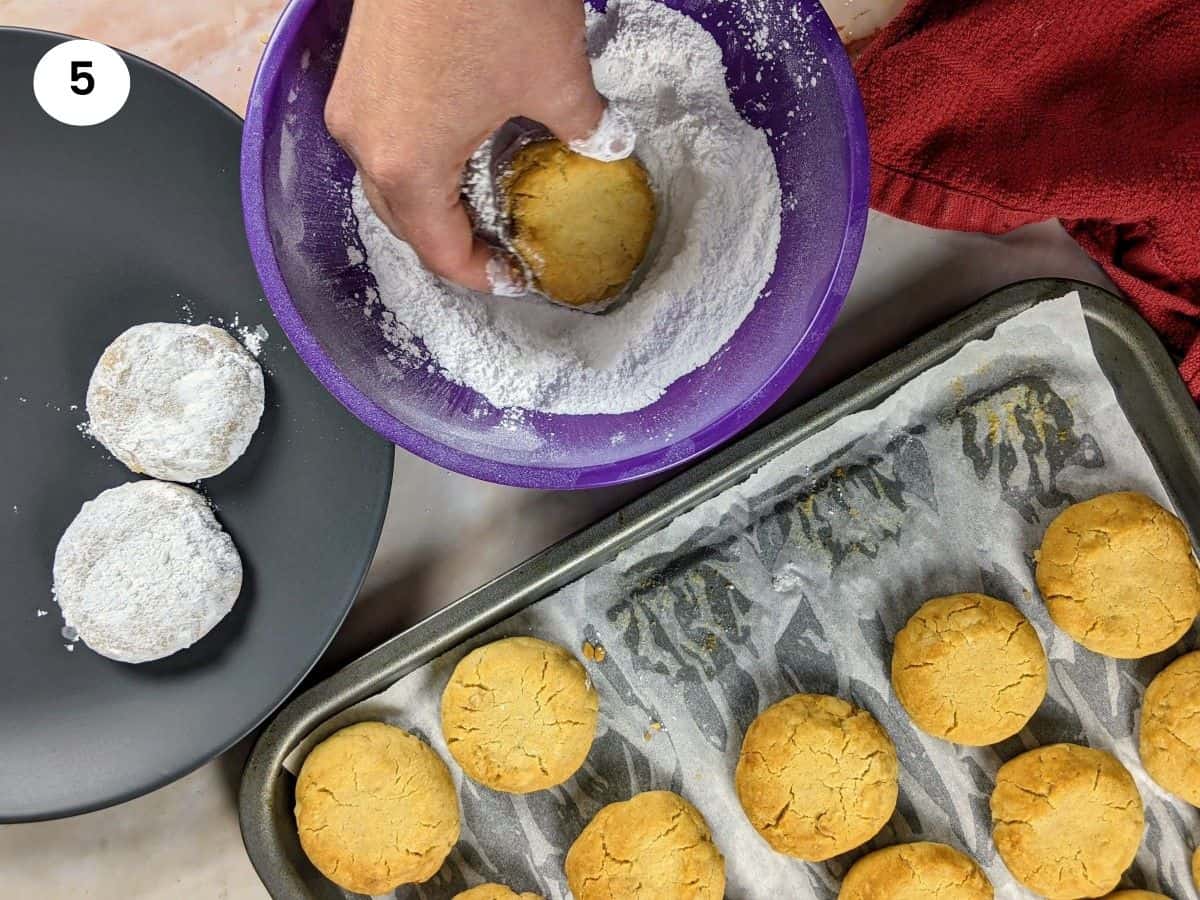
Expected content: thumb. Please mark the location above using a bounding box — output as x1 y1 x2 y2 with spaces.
537 82 636 163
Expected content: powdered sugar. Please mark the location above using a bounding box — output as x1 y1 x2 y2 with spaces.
237 322 271 357
568 103 637 162
52 481 242 664
354 0 781 416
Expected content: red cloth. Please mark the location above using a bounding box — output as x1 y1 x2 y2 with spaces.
855 0 1200 396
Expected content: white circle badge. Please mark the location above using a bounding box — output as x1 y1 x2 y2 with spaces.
33 40 130 127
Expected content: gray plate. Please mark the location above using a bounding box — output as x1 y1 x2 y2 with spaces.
238 279 1200 897
0 28 393 821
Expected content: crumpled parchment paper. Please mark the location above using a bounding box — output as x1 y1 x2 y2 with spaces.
287 294 1198 899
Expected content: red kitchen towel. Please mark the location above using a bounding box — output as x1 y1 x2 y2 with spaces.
855 0 1200 396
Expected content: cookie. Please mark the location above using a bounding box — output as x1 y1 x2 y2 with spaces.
53 481 241 663
294 722 459 894
892 594 1047 746
838 842 993 900
504 139 656 307
1101 892 1169 899
441 636 599 793
1139 650 1200 805
1194 846 1200 891
87 322 264 483
1035 492 1200 658
991 743 1144 899
735 693 899 861
564 790 724 899
453 885 542 900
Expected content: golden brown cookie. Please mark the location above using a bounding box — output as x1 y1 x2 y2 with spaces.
990 743 1144 899
294 721 460 894
1139 650 1200 805
892 594 1047 746
452 885 543 900
504 139 656 307
838 842 993 900
1101 892 1169 899
1194 846 1200 891
735 693 899 861
441 636 599 793
564 790 725 899
1035 492 1200 658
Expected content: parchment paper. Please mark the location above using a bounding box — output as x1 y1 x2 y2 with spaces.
287 294 1199 899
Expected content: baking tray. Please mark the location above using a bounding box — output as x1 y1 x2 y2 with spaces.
239 278 1200 898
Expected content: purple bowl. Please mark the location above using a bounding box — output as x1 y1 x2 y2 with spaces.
242 0 868 489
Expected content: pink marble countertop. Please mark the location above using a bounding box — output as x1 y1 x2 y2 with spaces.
0 2 1109 898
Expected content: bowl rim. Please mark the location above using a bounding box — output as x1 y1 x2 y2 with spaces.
241 0 870 490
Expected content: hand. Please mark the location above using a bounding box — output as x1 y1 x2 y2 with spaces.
325 0 632 294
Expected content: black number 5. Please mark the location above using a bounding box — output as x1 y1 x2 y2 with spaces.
70 60 95 95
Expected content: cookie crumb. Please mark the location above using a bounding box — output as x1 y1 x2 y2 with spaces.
582 640 607 663
644 721 663 741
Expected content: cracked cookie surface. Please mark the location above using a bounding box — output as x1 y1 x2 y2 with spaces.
735 693 899 861
990 743 1144 899
441 636 599 793
452 884 543 900
892 594 1047 746
838 841 993 899
1139 650 1200 805
1035 492 1200 658
564 790 725 899
293 721 460 894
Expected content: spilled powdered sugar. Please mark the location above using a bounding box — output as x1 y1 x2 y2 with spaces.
353 0 782 416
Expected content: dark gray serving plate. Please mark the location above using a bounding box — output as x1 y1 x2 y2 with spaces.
239 279 1200 897
0 28 393 821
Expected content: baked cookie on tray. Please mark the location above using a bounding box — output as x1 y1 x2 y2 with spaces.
294 722 459 894
441 636 599 793
564 790 724 900
990 743 1144 898
735 693 899 861
838 842 993 900
892 594 1047 746
1035 491 1200 658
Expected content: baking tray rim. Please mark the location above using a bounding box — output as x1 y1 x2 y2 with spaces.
238 277 1200 897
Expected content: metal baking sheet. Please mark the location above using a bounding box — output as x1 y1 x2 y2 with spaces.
239 279 1200 898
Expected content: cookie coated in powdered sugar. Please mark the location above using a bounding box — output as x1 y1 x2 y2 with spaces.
53 480 242 664
86 322 265 483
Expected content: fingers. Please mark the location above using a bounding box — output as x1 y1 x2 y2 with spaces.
360 171 523 296
534 72 636 163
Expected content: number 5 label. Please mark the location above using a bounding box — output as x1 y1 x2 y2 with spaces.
33 40 130 126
